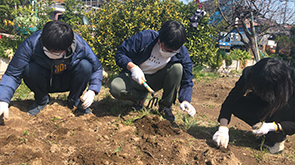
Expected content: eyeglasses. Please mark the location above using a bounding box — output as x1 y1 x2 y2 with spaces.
43 47 65 57
160 43 179 54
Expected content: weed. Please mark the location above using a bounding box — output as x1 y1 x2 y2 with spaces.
136 148 142 155
113 146 121 155
23 130 29 136
259 135 266 151
180 115 198 132
173 138 177 143
51 117 62 121
47 140 59 145
252 149 267 163
31 129 36 137
122 109 152 126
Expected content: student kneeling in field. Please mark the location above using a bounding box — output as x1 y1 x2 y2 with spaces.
213 57 294 154
109 21 196 122
0 20 103 118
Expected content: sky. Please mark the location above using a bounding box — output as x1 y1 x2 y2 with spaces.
179 0 189 4
179 0 206 5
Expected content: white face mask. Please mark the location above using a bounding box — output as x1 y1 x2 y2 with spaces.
159 48 177 58
43 46 65 59
158 43 178 58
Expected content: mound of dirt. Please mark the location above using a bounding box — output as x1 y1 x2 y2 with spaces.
134 115 180 137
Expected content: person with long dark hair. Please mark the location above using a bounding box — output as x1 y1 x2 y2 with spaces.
213 57 294 154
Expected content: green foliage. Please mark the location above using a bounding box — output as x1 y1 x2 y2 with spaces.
229 49 251 65
0 35 24 58
274 26 295 68
0 0 20 33
13 0 52 35
183 3 218 67
218 49 233 66
59 0 85 31
0 1 52 58
207 48 223 71
78 0 217 71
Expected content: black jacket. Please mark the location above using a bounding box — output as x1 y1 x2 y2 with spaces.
218 66 295 135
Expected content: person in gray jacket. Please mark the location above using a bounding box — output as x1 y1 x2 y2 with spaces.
0 20 103 118
110 21 196 122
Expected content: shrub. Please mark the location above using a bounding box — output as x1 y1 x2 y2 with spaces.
13 0 52 35
0 35 24 58
78 0 218 72
229 49 251 68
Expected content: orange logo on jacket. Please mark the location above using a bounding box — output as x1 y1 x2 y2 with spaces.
54 63 67 74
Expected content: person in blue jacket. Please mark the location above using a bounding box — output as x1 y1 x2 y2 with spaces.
213 58 294 154
0 20 103 118
110 20 196 121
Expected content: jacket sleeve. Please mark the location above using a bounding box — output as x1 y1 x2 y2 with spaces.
178 47 194 103
279 69 295 135
115 31 149 69
0 37 33 103
280 121 295 135
218 67 250 123
81 37 103 94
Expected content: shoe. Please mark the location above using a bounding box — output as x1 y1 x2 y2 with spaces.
77 107 92 114
132 92 148 111
67 99 75 109
68 99 92 114
263 140 285 154
77 100 92 114
27 99 50 116
159 107 175 122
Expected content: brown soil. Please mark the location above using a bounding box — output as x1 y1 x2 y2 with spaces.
0 76 294 165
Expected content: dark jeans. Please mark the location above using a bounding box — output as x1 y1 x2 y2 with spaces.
23 59 92 107
232 93 286 145
109 63 183 108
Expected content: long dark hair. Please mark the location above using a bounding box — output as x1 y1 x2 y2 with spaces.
246 58 293 121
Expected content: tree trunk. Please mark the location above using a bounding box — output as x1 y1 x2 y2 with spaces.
249 38 259 62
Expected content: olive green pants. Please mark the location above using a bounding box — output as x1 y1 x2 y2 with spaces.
109 63 183 108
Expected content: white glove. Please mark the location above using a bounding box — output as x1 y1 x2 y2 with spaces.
252 122 276 136
0 101 9 119
130 65 146 85
179 102 196 117
81 90 95 109
213 126 229 148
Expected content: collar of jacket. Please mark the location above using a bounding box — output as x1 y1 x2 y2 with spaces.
63 35 77 59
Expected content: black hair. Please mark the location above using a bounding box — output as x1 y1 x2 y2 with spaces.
41 20 74 51
246 58 293 120
159 21 186 50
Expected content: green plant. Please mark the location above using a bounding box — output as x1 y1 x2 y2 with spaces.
59 0 85 31
113 146 121 155
23 130 29 136
0 35 24 58
207 51 223 71
229 49 251 69
12 0 52 35
0 0 19 34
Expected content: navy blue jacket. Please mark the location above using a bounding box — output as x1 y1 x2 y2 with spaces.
115 30 194 103
0 30 103 104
